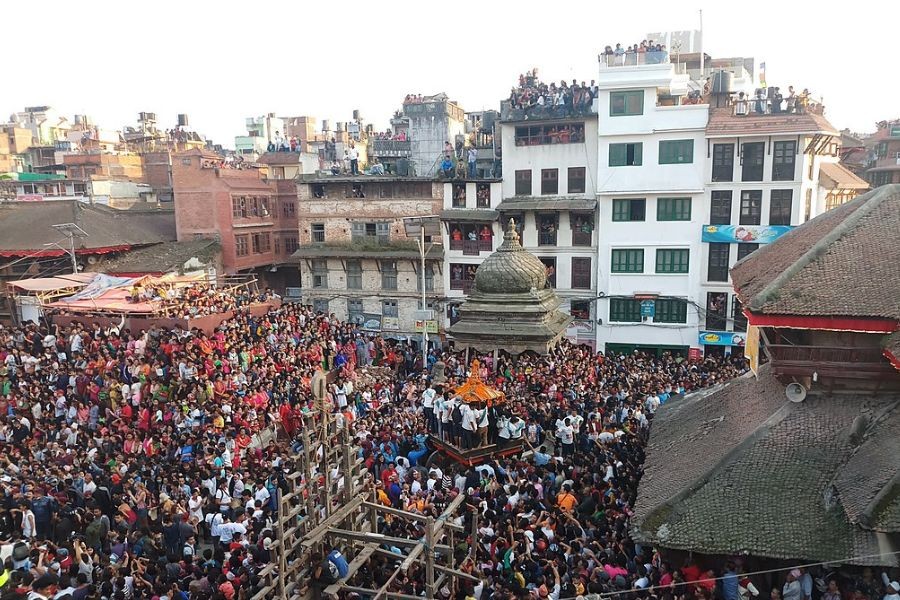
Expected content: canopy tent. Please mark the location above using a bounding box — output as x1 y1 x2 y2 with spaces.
45 272 207 315
8 273 97 293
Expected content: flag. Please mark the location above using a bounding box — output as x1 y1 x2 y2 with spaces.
759 62 767 88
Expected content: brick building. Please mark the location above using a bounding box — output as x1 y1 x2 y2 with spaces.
172 149 300 291
63 153 144 181
865 119 900 187
290 176 444 338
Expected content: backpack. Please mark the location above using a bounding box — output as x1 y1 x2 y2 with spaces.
451 403 463 425
12 541 29 561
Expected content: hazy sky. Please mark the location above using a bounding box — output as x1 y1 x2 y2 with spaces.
5 1 897 146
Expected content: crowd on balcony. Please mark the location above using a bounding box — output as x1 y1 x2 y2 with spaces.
372 130 408 141
732 86 817 116
599 40 668 65
507 70 597 118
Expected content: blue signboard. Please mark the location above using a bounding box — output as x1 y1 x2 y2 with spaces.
701 224 793 244
699 331 747 346
640 300 656 318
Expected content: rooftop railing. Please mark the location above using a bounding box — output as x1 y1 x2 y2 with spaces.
500 101 596 122
599 50 669 68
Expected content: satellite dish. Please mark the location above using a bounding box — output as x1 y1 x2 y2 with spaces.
785 382 807 403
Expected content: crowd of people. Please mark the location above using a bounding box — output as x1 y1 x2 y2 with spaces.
732 86 814 116
1 291 897 600
599 41 669 66
507 71 597 118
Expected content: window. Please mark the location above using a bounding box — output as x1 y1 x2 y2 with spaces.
570 300 590 320
571 213 593 246
732 297 748 332
417 263 435 292
232 196 246 219
311 223 325 243
452 183 466 208
282 201 295 218
658 140 694 164
476 183 491 208
656 249 690 274
348 299 364 324
251 233 270 253
273 236 281 255
654 299 688 323
381 260 398 290
610 90 643 116
235 235 249 257
541 169 559 195
609 298 641 322
737 243 758 261
611 249 644 273
312 259 328 288
609 142 643 166
710 191 732 224
657 197 692 221
514 170 532 196
514 123 585 146
313 299 329 314
706 292 728 330
772 141 797 181
712 143 734 182
540 258 556 288
739 191 762 225
538 214 557 246
346 260 362 290
571 257 592 289
272 166 285 180
567 167 586 194
283 235 299 254
382 299 398 318
741 142 765 181
612 198 646 221
707 243 730 282
769 190 793 225
352 222 390 244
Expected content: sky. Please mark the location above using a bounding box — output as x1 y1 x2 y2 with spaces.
4 0 898 147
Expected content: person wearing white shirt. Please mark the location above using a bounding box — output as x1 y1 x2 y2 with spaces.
422 386 436 432
497 414 511 446
461 403 478 449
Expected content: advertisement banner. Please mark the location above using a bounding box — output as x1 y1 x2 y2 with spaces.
415 320 439 334
382 316 400 331
688 347 702 362
745 325 760 377
701 224 793 244
640 300 656 318
358 313 382 331
699 331 747 346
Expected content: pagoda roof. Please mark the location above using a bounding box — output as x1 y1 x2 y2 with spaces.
451 360 506 406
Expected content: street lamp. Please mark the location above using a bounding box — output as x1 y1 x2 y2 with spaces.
402 215 441 368
50 223 88 274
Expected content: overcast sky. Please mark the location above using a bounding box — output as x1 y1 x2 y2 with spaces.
5 1 897 146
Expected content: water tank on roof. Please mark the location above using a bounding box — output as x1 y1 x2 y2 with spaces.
322 119 331 132
177 114 189 127
712 71 733 95
74 115 84 125
336 122 345 133
352 109 361 121
481 111 497 131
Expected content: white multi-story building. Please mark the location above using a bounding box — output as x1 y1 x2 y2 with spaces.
595 53 710 356
594 50 860 357
496 98 600 348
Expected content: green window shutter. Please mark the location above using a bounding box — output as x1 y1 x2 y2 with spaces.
609 144 626 167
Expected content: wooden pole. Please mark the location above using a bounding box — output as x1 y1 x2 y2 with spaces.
275 487 287 597
425 515 436 600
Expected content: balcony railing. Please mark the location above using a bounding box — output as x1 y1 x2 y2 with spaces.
449 239 492 254
370 139 412 156
599 51 669 68
767 344 895 380
538 231 558 246
571 229 593 247
500 101 596 122
450 279 475 293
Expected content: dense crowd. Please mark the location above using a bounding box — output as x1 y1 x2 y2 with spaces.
507 71 597 117
599 41 668 66
1 293 896 600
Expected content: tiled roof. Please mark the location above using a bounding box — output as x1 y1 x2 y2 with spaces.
706 107 838 137
731 185 900 320
884 332 900 372
633 365 900 564
289 244 443 261
819 162 870 190
496 197 597 212
97 239 220 274
0 200 176 253
440 209 499 222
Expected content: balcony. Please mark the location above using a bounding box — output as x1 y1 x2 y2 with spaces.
500 100 596 122
450 278 475 293
767 344 896 380
449 239 492 254
538 231 557 246
571 228 592 247
370 139 411 157
599 50 669 68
